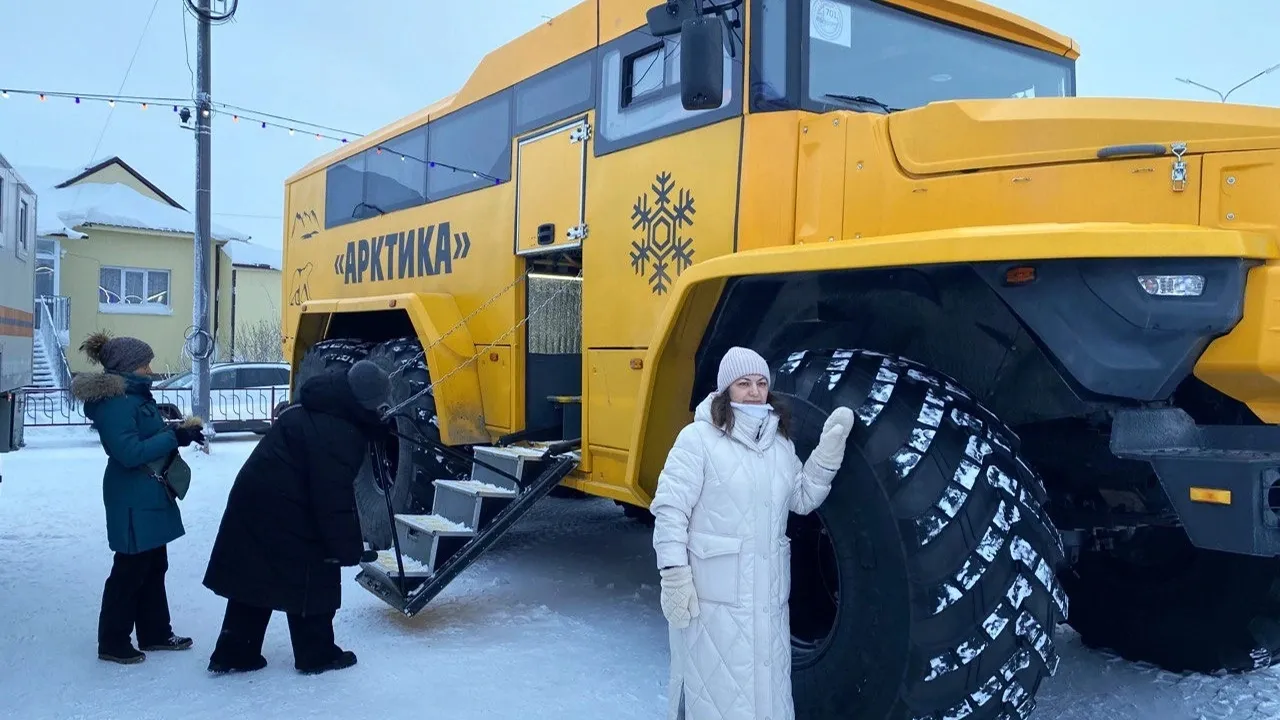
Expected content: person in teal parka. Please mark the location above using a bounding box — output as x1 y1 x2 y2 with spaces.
70 331 206 665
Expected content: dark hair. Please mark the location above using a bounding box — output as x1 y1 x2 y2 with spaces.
710 390 791 439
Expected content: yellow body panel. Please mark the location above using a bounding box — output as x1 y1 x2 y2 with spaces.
587 349 648 451
281 0 1280 511
516 119 589 255
889 98 1280 176
1195 264 1280 423
626 223 1279 502
736 113 800 252
582 118 743 349
298 293 490 446
477 346 514 434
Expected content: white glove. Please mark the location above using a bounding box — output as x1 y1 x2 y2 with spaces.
808 406 855 471
659 565 699 629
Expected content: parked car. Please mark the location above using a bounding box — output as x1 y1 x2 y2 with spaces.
154 361 290 434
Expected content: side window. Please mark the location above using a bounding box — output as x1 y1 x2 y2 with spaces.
210 369 238 390
594 13 743 156
365 126 428 214
237 367 284 388
427 89 514 201
324 153 367 229
750 0 797 111
514 53 595 134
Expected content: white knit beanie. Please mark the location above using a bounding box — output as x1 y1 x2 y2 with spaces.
717 346 771 394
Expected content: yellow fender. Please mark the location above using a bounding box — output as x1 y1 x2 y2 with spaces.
298 292 490 446
624 221 1278 503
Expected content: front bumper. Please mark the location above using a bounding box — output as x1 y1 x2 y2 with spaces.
1111 407 1280 557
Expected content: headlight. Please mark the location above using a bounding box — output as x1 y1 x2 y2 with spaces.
1138 274 1205 297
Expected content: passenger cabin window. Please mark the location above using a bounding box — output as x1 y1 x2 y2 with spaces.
323 91 516 230
594 10 743 156
365 126 428 215
427 89 514 201
325 154 367 229
514 53 595 134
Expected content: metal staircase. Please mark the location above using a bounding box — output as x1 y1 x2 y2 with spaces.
355 439 580 616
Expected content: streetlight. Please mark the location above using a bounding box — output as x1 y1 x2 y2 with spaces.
1176 62 1280 102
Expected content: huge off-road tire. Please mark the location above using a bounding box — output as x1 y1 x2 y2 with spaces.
1062 526 1280 674
293 338 375 398
770 348 1069 720
353 336 472 550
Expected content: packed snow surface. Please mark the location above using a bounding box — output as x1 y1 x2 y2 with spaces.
2 427 1279 719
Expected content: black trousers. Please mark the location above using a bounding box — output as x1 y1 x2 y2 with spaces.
210 599 342 670
98 545 174 650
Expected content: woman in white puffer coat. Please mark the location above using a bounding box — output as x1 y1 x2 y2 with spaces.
650 346 854 720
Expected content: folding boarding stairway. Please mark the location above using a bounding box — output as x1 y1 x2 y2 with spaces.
354 439 580 617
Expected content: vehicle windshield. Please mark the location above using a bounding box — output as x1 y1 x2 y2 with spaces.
804 0 1074 111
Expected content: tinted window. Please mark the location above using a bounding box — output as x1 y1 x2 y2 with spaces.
325 153 367 229
210 369 238 390
427 90 513 201
751 0 794 110
365 126 428 214
514 54 595 134
238 367 288 387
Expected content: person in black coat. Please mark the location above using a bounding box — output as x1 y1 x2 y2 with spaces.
203 359 391 675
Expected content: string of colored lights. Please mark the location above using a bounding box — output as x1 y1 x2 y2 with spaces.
0 87 504 182
0 87 356 142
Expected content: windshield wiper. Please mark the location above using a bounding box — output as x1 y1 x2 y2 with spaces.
822 93 903 113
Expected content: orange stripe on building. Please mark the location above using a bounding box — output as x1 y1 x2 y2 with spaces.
0 305 35 338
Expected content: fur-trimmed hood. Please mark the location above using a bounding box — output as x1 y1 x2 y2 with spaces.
70 371 129 404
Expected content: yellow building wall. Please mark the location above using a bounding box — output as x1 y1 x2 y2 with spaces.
61 228 225 375
215 246 233 358
231 265 283 360
68 165 172 206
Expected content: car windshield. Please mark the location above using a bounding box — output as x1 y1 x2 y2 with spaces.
805 0 1074 111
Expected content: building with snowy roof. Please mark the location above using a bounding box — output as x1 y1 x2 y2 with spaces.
18 156 282 378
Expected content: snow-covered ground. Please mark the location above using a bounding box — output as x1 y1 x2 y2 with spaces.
2 428 1278 720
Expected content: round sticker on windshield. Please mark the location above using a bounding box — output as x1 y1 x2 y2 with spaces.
810 0 852 47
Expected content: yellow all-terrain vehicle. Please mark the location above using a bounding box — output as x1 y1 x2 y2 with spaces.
278 1 1280 717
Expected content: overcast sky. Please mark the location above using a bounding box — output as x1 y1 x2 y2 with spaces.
1 0 1276 259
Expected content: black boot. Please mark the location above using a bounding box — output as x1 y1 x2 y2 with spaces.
297 650 357 675
208 654 268 674
98 645 146 665
140 634 193 651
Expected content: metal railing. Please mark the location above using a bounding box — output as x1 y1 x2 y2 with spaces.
24 386 288 428
34 295 71 348
35 300 73 392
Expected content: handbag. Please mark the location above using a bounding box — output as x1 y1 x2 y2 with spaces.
148 449 192 501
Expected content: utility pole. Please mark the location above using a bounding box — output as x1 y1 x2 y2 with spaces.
191 0 213 428
1176 62 1280 103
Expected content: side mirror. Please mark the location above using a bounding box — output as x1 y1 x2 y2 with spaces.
646 0 696 37
680 16 724 111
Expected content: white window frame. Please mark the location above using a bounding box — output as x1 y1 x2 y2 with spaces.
35 238 61 297
16 198 30 259
99 265 173 316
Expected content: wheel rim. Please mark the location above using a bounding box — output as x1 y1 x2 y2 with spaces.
789 509 841 664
